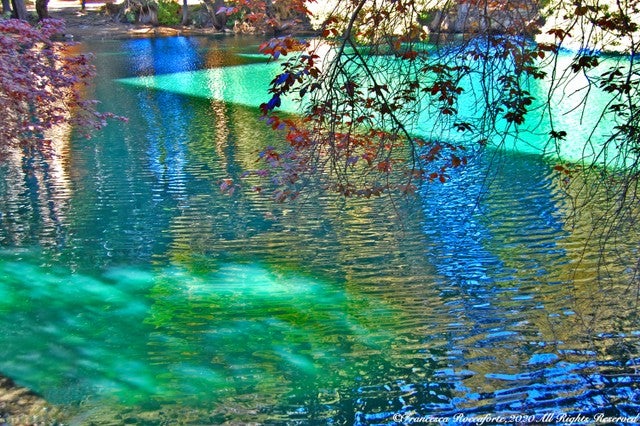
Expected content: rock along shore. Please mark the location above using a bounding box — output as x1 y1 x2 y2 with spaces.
0 374 62 425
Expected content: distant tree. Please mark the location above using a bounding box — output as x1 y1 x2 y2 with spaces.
182 0 188 25
200 0 227 29
2 0 12 15
0 19 121 156
10 0 27 19
214 0 309 33
35 0 49 19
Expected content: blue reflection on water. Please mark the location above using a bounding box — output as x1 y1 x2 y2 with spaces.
0 35 638 423
138 90 191 203
421 153 567 285
124 37 203 76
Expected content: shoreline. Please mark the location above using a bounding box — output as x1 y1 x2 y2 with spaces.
0 374 62 425
48 5 225 41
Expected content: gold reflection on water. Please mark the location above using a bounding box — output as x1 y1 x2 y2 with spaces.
0 122 73 246
552 170 639 327
4 38 640 421
205 64 231 168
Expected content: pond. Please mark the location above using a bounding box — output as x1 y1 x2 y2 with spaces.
0 35 639 424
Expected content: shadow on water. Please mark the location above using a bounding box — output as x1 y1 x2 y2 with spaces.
0 35 639 423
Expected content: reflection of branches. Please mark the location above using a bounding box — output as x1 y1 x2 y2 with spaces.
255 0 566 200
243 0 640 366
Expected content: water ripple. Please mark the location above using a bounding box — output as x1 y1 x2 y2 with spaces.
0 37 638 424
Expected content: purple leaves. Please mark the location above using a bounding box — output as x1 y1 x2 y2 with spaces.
0 18 122 151
260 94 281 113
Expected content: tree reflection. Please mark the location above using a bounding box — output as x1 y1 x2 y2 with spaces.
0 126 72 249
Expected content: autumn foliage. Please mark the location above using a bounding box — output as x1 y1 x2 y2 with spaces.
216 0 311 33
0 18 119 154
220 0 640 202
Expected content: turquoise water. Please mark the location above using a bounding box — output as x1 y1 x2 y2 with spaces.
0 36 639 423
117 42 630 167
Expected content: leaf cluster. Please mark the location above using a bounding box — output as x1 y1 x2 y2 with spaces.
0 18 123 155
223 0 640 204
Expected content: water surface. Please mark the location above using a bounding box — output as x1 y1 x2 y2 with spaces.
0 35 638 424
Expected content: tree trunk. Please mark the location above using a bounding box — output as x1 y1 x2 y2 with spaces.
2 0 12 14
138 5 158 25
11 0 27 20
202 0 226 30
35 0 49 19
181 0 188 25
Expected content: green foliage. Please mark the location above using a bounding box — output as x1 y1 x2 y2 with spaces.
224 10 244 29
417 9 435 25
125 9 136 23
157 0 180 25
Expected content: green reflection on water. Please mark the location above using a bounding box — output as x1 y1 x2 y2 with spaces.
117 62 299 112
116 49 634 167
0 253 399 407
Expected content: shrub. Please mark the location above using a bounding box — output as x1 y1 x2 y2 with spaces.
157 0 181 25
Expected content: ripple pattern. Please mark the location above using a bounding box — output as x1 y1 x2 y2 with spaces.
0 36 638 424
